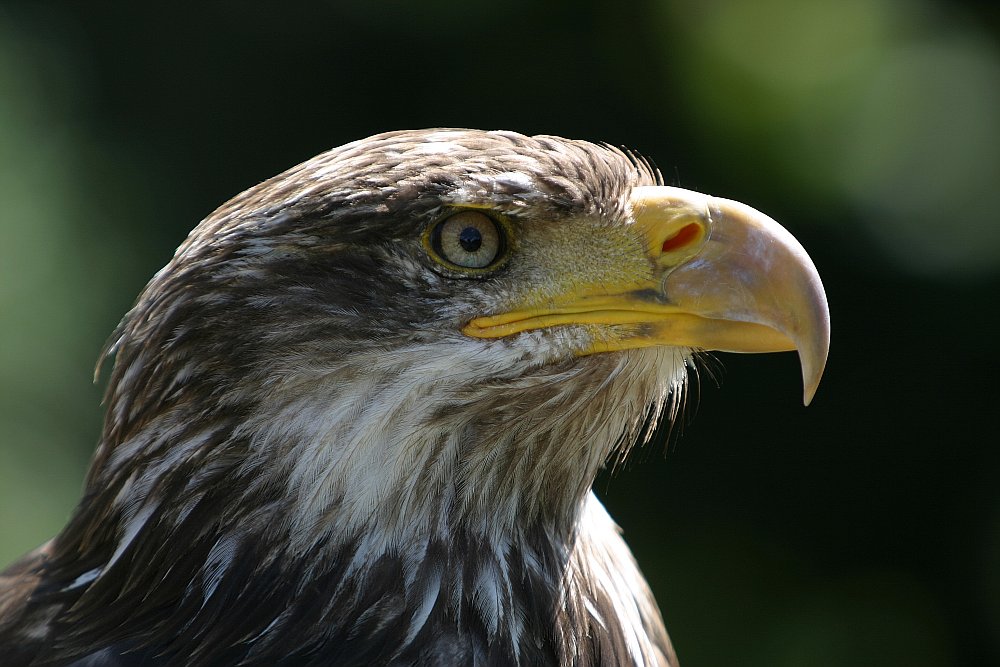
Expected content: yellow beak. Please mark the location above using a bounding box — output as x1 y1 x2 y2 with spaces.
463 186 830 405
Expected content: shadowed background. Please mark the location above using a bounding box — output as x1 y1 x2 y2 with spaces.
1 1 998 665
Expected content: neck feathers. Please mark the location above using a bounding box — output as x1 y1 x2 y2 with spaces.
32 341 684 665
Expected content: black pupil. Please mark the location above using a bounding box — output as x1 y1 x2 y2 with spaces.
458 226 483 253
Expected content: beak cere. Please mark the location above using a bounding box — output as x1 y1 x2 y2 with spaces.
464 185 831 405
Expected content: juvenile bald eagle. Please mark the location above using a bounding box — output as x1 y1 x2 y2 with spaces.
0 129 828 666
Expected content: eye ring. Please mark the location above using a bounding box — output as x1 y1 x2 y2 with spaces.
425 210 509 274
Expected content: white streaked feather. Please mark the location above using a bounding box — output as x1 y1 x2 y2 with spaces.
403 561 442 645
106 503 156 570
61 567 102 592
202 534 240 606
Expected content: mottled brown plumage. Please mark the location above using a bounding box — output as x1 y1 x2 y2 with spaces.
0 129 828 666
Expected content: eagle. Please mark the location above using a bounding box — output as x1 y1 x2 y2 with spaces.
0 129 829 666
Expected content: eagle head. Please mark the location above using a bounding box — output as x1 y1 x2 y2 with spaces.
0 129 828 666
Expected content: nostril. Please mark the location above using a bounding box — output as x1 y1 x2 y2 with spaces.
662 223 702 254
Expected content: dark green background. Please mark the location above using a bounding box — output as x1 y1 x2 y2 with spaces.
2 2 998 665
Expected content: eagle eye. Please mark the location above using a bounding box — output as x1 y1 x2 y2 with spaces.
427 210 506 272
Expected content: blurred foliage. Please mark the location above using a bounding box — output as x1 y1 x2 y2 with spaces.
1 1 998 665
660 0 1000 277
